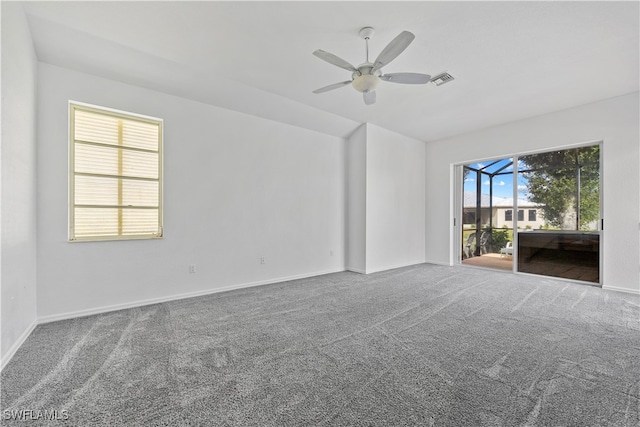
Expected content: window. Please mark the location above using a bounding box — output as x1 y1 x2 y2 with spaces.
463 211 476 224
505 210 512 221
69 102 163 241
519 145 600 231
517 209 524 221
528 209 537 221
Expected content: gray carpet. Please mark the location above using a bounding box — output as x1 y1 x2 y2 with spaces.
2 264 639 426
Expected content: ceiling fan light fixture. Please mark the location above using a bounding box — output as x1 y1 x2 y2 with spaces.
352 74 379 93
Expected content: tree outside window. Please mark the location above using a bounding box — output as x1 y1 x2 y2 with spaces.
519 145 599 231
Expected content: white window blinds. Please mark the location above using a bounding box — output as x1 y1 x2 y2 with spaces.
69 103 163 241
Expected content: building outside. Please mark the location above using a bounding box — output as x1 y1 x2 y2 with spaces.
463 193 545 230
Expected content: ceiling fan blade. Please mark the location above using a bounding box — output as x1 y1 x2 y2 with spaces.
313 49 357 72
312 81 352 94
363 91 376 105
380 73 431 84
372 31 415 73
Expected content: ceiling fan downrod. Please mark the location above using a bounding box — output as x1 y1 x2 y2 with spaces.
359 27 375 64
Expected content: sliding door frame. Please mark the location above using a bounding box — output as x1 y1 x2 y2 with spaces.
452 164 464 265
452 140 603 286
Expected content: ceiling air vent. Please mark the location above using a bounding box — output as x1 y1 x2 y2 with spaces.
430 72 454 86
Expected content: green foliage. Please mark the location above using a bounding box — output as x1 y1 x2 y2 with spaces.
520 146 599 230
462 227 513 256
484 227 509 253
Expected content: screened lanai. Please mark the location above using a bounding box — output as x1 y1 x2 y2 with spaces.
462 158 517 271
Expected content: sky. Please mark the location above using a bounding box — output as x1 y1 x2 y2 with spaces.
463 158 530 200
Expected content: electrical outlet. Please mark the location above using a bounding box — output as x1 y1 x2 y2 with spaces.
189 264 196 274
260 257 265 265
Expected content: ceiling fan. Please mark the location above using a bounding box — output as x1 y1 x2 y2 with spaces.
312 27 431 105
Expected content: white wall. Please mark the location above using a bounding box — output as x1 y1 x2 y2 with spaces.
345 123 427 274
1 3 38 367
366 124 426 273
36 63 346 320
346 124 366 273
425 93 640 294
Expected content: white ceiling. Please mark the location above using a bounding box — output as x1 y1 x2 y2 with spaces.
22 1 639 141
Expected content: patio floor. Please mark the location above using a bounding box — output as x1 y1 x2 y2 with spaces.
462 253 513 271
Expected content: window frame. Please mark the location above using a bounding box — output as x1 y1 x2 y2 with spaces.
69 101 163 242
505 209 513 221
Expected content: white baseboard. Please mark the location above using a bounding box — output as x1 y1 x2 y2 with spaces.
38 269 345 324
1 319 37 372
424 259 453 267
365 261 430 275
349 261 447 275
602 284 640 295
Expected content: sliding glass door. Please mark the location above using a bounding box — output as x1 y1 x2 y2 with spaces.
457 143 601 285
516 145 601 283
